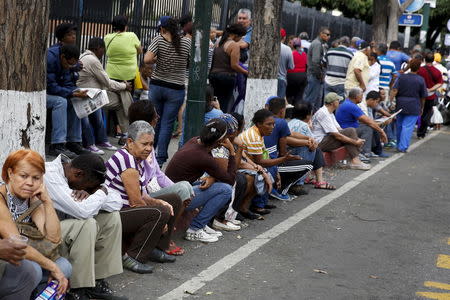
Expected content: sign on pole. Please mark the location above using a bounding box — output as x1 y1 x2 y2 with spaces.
425 0 436 8
447 19 450 31
399 14 423 27
445 34 450 47
398 0 425 13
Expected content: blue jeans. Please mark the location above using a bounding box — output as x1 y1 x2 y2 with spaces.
303 74 324 111
31 257 72 295
277 78 287 98
385 121 397 142
186 182 232 230
67 97 82 143
46 95 68 144
0 260 41 300
81 109 108 146
252 166 277 208
325 83 345 99
396 114 418 152
149 84 185 165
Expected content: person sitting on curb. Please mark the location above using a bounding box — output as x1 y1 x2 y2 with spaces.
312 92 370 170
288 101 336 190
166 119 242 243
105 121 182 273
44 153 127 300
335 87 388 161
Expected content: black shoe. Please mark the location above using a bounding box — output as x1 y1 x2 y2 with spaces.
289 185 309 196
148 248 176 263
122 254 154 274
48 143 77 159
86 279 128 300
235 212 245 221
250 206 271 215
264 204 277 209
66 288 90 300
118 136 127 146
239 210 264 220
66 142 90 155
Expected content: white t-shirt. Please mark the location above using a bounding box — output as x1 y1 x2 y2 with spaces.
311 106 341 143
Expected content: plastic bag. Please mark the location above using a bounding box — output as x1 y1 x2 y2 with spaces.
431 106 444 124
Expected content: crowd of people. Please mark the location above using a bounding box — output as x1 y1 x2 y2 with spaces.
0 7 449 300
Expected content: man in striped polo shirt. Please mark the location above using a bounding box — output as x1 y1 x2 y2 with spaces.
324 36 354 98
376 43 397 97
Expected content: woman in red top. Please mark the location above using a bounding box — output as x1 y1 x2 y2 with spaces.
286 38 308 105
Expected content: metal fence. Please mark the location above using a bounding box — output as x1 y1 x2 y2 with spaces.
49 0 373 51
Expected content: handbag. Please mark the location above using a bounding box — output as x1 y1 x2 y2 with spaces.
0 187 61 261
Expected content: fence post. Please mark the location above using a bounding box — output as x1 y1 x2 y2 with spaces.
75 0 84 49
220 0 230 29
183 0 213 144
182 0 191 16
132 0 144 40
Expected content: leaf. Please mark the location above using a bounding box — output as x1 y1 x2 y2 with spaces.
313 269 328 274
369 275 379 279
184 290 196 295
206 292 214 295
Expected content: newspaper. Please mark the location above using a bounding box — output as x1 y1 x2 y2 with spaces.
71 88 109 119
375 109 402 125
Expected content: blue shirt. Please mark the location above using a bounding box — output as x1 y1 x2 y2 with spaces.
378 55 397 88
386 50 410 71
335 99 364 128
264 117 291 159
394 73 427 115
243 26 253 45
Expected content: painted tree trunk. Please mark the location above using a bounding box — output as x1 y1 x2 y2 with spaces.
244 0 283 124
0 0 49 165
387 0 400 44
372 0 388 43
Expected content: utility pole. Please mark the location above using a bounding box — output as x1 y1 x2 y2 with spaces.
183 0 213 144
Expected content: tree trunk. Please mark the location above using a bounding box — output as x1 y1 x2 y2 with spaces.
244 0 283 124
0 0 48 164
372 0 388 43
387 0 400 44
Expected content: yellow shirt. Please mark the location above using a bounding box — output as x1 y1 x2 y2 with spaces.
345 51 370 90
239 125 265 156
104 32 140 80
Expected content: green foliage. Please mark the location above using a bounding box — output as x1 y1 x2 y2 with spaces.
298 0 373 20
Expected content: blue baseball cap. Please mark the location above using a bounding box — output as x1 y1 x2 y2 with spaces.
265 96 279 105
157 16 171 31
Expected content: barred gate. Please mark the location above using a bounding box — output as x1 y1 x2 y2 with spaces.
49 0 373 52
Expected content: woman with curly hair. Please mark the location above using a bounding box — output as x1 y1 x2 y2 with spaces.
144 16 191 167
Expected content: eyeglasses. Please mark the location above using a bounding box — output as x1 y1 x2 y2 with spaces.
322 33 331 36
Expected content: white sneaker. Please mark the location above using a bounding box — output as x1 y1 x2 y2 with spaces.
349 162 371 171
185 228 218 243
85 145 105 155
212 219 240 231
203 225 223 237
229 219 242 226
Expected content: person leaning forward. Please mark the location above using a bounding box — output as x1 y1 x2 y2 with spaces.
44 153 127 300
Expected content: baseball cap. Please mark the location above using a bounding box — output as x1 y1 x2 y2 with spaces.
324 92 343 104
157 16 171 31
280 28 286 38
265 96 279 105
357 40 369 50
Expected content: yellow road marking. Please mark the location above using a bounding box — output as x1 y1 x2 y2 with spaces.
416 292 450 299
437 255 450 269
425 281 450 291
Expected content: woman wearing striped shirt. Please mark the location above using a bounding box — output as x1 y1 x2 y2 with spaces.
105 121 183 274
144 16 191 167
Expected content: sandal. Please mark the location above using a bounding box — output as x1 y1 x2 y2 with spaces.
304 177 316 185
314 181 336 190
165 241 185 256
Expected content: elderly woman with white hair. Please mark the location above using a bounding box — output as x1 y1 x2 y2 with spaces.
105 121 187 274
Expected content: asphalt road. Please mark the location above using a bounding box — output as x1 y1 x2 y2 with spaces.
107 129 450 300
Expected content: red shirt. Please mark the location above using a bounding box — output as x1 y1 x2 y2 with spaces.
288 50 307 73
417 65 443 100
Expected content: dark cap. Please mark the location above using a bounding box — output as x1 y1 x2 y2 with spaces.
157 16 171 30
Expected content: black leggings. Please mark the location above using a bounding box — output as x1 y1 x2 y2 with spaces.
286 72 307 105
209 72 237 113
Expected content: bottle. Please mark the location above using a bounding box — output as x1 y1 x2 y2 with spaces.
35 280 64 300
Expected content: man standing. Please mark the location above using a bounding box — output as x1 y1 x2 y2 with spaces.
303 27 330 110
237 8 252 57
45 154 128 300
324 36 353 98
278 28 294 98
345 41 371 95
376 43 397 95
417 52 443 138
386 41 410 71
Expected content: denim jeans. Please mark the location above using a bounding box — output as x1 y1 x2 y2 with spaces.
186 182 232 230
277 78 287 98
356 124 373 154
67 97 83 143
81 109 108 146
252 166 277 208
31 256 72 295
303 74 324 111
46 95 68 144
149 84 185 165
385 121 397 142
325 83 345 99
0 260 41 300
396 114 418 151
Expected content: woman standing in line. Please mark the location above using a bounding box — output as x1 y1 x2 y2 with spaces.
144 16 191 167
286 38 308 105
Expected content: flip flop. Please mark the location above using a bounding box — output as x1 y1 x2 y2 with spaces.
314 181 336 190
165 242 185 256
304 177 316 185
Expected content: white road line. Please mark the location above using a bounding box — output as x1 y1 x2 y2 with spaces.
159 131 440 300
